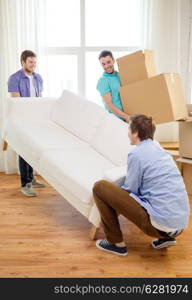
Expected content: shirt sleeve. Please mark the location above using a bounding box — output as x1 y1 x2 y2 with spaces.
39 75 43 92
121 152 143 194
96 77 110 96
8 74 19 92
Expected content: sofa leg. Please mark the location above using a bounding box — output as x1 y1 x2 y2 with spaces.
3 141 8 151
90 225 99 240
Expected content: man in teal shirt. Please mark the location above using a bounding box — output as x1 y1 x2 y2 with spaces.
97 50 130 122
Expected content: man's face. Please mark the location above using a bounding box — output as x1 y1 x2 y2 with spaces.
99 55 115 74
22 56 37 74
128 124 138 145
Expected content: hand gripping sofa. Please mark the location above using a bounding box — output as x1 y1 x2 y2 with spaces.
3 90 134 238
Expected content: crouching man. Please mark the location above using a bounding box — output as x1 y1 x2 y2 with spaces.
93 114 190 256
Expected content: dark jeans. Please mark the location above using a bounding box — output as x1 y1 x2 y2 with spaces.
93 180 182 244
19 156 33 187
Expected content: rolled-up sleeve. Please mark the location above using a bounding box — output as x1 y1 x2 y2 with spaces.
8 75 19 92
97 77 110 96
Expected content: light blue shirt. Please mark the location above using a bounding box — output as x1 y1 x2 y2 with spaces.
97 71 124 120
121 139 190 229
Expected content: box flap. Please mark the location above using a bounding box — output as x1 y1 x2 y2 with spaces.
116 49 154 62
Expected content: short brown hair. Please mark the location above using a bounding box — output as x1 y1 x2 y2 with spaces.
20 50 36 64
98 50 114 60
129 114 156 140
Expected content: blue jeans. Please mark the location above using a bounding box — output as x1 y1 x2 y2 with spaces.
19 156 33 187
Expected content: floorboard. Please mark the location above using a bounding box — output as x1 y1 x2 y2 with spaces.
0 173 191 278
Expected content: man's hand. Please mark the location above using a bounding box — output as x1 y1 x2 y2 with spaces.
10 92 20 97
125 115 130 123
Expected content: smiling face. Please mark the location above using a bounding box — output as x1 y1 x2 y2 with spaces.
99 55 115 74
22 56 37 74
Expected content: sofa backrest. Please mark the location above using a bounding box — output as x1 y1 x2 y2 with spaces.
90 113 135 166
51 90 106 143
51 90 134 166
6 97 57 121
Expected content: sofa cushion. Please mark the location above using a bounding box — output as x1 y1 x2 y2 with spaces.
90 113 135 166
5 119 89 162
38 147 115 204
103 165 127 186
51 90 106 143
51 90 83 134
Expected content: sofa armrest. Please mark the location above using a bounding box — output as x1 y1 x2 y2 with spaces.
5 97 58 121
103 165 127 186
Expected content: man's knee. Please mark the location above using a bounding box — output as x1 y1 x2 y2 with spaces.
93 180 109 199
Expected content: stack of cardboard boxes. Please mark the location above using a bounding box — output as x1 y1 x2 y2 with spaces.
117 49 191 194
116 50 188 124
178 104 192 195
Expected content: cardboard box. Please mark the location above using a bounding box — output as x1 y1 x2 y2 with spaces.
119 73 188 124
179 104 192 159
160 142 179 150
177 157 192 195
183 163 192 195
116 50 157 86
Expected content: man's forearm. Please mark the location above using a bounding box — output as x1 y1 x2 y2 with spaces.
108 103 129 120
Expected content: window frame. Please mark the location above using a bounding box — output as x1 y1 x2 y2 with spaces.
44 0 141 98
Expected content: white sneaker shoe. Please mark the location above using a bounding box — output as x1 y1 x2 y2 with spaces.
32 178 45 188
21 183 37 197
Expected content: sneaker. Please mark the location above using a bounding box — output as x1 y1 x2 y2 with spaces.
21 183 37 197
151 237 176 249
32 178 45 188
96 239 128 256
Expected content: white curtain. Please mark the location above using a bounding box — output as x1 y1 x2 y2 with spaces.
142 0 192 142
0 0 47 173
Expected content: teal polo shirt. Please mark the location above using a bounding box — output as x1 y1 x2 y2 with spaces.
97 71 124 119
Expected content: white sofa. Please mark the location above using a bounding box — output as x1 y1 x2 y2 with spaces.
3 90 134 235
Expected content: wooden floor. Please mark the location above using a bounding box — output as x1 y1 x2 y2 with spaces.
0 173 191 278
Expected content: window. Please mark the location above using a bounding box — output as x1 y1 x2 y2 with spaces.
40 0 142 103
85 0 141 47
45 0 80 47
40 55 78 97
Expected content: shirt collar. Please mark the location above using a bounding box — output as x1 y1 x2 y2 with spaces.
138 139 153 146
103 71 118 77
20 69 36 78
